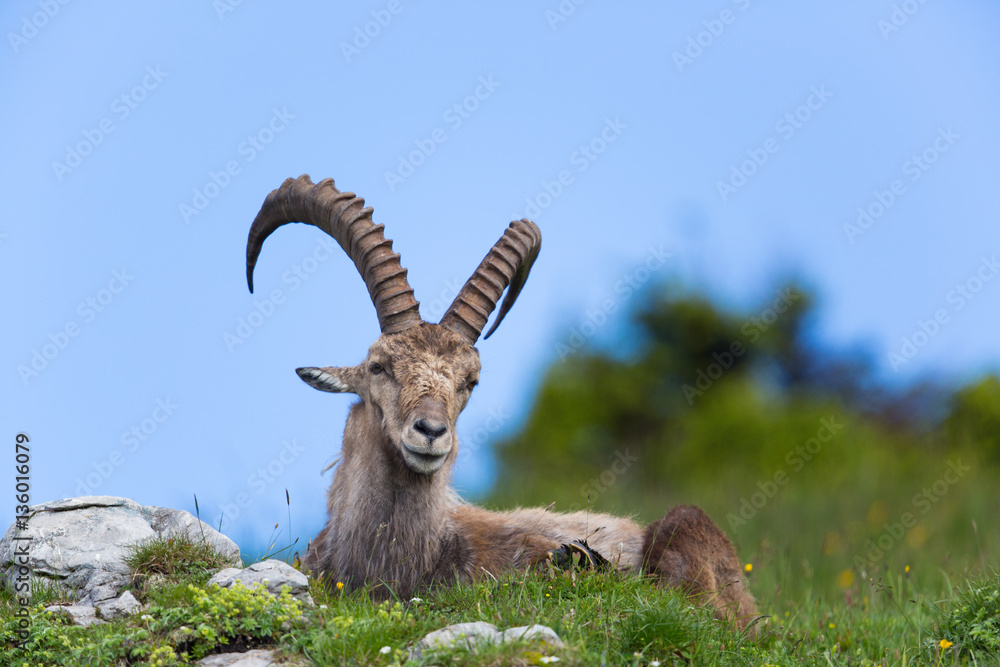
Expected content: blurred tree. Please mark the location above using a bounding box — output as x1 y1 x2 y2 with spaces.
485 282 984 514
944 375 1000 460
483 281 999 599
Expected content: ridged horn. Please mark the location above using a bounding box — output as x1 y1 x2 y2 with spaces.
246 175 422 334
440 219 541 344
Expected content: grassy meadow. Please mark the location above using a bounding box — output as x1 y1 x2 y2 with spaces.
3 284 999 664
2 530 997 665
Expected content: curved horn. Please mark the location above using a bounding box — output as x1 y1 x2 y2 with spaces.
246 175 422 334
439 219 541 344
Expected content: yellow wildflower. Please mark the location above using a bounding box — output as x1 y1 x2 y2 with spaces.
336 581 344 590
744 563 752 573
940 639 953 650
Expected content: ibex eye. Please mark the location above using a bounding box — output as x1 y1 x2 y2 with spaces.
369 362 384 375
466 379 479 391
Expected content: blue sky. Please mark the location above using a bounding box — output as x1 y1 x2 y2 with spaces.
3 1 999 553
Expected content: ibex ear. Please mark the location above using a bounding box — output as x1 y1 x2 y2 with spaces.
296 366 357 394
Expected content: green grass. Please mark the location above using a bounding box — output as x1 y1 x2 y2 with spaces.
2 531 999 666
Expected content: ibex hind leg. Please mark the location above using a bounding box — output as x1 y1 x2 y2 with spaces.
642 504 758 632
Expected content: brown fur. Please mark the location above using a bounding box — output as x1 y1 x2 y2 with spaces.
293 323 758 630
642 505 757 626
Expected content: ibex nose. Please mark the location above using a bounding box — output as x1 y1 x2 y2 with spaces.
414 418 448 442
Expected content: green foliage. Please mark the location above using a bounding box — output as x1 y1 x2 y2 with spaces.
618 591 705 659
945 375 1000 463
936 571 1000 660
123 532 238 604
125 532 236 584
3 556 1000 665
0 578 71 610
1 602 154 667
0 580 304 666
289 596 418 666
153 581 305 659
283 565 1000 666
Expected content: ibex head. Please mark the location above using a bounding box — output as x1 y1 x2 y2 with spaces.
246 175 540 475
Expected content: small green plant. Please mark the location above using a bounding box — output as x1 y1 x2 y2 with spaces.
619 594 703 660
124 532 237 601
0 579 304 665
147 581 305 660
291 597 417 665
125 532 235 579
933 570 1000 660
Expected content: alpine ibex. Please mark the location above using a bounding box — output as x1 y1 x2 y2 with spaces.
246 175 757 628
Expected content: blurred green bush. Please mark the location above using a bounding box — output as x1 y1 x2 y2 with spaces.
484 283 999 605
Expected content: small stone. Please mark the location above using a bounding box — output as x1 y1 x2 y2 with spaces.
46 603 104 627
207 567 242 588
502 624 565 648
95 590 141 620
411 621 501 659
412 621 564 660
207 559 312 605
196 649 311 666
197 649 279 666
80 570 127 605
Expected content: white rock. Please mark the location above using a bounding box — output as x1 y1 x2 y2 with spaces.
412 621 564 660
503 624 565 647
197 649 284 666
96 590 141 620
207 558 312 604
80 570 125 605
412 621 501 659
45 603 104 627
0 496 240 600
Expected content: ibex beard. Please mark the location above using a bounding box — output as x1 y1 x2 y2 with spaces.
246 175 758 632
